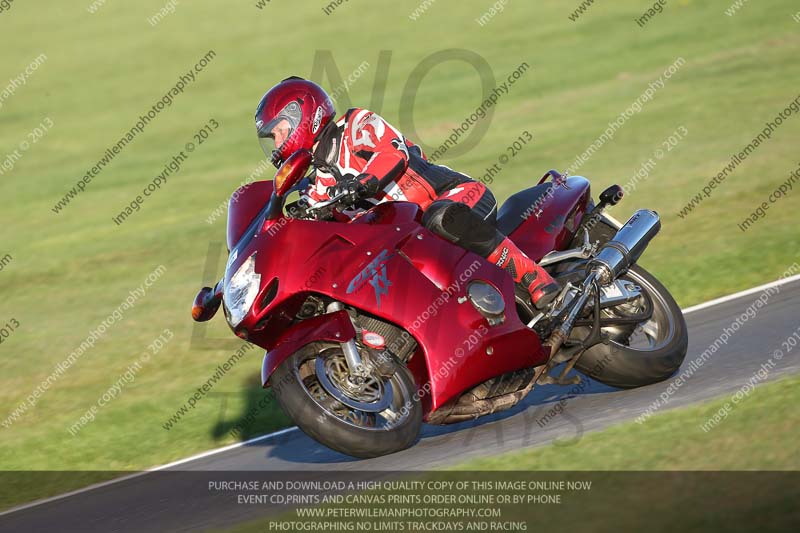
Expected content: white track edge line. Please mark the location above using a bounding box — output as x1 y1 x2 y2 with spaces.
149 426 299 471
3 274 800 517
0 427 299 518
681 273 800 314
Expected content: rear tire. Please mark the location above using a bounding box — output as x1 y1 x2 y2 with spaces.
573 264 688 389
271 342 422 458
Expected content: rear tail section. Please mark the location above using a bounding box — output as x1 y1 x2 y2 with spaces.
496 173 592 262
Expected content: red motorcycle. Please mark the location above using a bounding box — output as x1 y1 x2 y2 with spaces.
192 150 687 458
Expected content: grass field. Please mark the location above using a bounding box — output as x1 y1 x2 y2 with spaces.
1 0 799 473
452 374 800 471
221 376 800 533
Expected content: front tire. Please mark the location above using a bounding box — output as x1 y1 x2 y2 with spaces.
271 342 422 458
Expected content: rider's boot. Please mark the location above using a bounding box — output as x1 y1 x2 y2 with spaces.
486 237 560 311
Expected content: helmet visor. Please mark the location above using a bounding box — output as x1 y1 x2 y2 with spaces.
257 101 302 160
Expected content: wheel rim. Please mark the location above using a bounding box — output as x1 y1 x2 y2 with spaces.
293 347 413 431
315 353 393 412
600 268 676 352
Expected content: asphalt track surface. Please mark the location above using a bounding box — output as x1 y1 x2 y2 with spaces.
3 276 799 532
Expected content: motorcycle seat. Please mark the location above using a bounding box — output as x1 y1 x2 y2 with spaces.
495 183 553 236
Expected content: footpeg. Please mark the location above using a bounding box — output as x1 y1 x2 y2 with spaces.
532 281 561 310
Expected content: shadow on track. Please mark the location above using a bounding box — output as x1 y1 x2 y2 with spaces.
239 365 619 464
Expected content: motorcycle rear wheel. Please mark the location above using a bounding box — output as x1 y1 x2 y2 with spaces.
572 264 688 388
271 342 422 458
563 214 688 388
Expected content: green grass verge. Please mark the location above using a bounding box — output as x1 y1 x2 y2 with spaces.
221 376 800 533
1 0 798 476
226 376 800 533
452 374 800 470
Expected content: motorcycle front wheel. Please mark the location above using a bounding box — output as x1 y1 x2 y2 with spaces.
271 342 422 458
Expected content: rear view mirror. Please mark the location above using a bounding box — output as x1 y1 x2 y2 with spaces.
274 149 313 196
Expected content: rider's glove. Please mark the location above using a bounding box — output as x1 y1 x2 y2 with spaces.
327 174 373 205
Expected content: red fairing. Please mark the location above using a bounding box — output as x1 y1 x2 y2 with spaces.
228 196 548 418
226 180 274 249
509 176 592 262
348 201 422 228
221 169 592 421
260 310 356 386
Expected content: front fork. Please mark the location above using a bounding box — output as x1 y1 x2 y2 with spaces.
326 301 369 382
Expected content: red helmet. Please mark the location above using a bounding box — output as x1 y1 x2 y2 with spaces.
255 77 336 168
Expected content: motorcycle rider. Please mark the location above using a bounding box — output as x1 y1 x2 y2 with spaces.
255 77 560 310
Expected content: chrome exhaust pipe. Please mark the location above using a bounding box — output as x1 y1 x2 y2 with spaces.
588 209 661 284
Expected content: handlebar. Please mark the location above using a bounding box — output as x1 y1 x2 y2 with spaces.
304 191 350 212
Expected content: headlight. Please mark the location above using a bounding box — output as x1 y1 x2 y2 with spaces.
223 253 261 327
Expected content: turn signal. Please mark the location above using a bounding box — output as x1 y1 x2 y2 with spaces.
192 282 223 322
